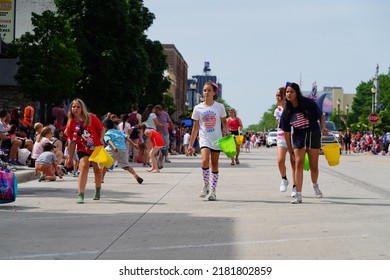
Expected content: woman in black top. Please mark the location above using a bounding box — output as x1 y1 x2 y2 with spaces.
280 82 329 204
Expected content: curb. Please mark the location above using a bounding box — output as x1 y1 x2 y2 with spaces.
15 170 37 184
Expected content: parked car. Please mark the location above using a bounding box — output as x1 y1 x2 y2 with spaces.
324 121 340 140
321 121 341 154
266 131 277 147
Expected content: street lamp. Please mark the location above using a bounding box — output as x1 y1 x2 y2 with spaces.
371 82 377 137
190 79 197 110
371 64 379 114
345 104 349 126
337 98 340 128
371 84 377 113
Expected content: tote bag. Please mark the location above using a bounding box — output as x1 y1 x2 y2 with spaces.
88 146 114 169
0 170 18 204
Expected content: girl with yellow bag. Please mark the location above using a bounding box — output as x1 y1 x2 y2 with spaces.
65 99 105 204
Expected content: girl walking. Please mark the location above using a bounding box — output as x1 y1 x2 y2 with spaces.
227 108 243 165
274 86 296 196
188 81 230 201
280 82 329 204
65 99 105 204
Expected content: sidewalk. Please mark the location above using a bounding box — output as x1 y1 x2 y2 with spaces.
1 147 390 260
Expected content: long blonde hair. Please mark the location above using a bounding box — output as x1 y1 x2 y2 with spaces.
36 126 52 142
67 98 91 126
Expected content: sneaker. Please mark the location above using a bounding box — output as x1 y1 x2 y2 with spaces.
291 193 302 204
279 179 288 192
199 184 210 198
313 183 323 198
73 170 80 177
60 166 68 175
38 175 46 182
208 188 217 201
291 186 297 197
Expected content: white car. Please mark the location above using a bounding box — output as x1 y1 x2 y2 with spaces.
266 131 277 147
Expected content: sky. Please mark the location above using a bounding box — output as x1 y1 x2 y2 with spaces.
143 0 390 126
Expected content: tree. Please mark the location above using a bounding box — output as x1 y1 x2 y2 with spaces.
55 0 160 116
349 69 390 133
245 104 278 132
141 39 171 110
8 10 81 104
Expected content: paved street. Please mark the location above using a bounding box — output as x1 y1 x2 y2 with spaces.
1 147 390 260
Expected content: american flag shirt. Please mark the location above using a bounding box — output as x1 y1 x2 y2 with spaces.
280 98 322 133
290 112 310 130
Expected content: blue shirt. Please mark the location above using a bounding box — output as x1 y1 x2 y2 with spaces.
104 129 128 151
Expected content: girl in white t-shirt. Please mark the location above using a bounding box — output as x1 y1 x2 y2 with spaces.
183 129 191 155
188 81 230 201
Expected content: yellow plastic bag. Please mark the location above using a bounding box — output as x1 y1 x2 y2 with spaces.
88 146 114 168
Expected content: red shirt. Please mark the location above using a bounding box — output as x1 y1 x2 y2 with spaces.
66 114 103 154
149 129 165 148
228 118 240 131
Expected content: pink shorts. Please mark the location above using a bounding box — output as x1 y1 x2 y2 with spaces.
35 163 55 176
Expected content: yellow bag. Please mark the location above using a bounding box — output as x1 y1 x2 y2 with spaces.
88 146 114 168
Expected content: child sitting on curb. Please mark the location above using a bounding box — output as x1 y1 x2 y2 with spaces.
35 142 62 182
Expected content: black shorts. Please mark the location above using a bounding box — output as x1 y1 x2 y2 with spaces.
77 151 92 160
129 128 139 140
200 146 221 153
292 130 321 149
230 130 239 136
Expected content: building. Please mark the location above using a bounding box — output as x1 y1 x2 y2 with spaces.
303 85 355 128
186 62 223 110
162 44 188 121
15 0 56 38
0 0 56 112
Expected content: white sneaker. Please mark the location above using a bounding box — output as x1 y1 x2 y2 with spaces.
291 193 302 204
280 179 288 192
291 186 297 197
313 183 323 198
208 188 217 201
199 184 210 198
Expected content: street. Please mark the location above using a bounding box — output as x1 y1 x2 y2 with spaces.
1 146 390 260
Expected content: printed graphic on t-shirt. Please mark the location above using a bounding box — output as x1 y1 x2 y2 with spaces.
274 106 283 124
290 112 309 129
73 124 95 150
201 110 217 132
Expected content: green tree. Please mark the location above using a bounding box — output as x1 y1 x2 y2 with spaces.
245 104 278 132
8 10 81 104
141 39 171 110
55 0 156 116
349 69 390 134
